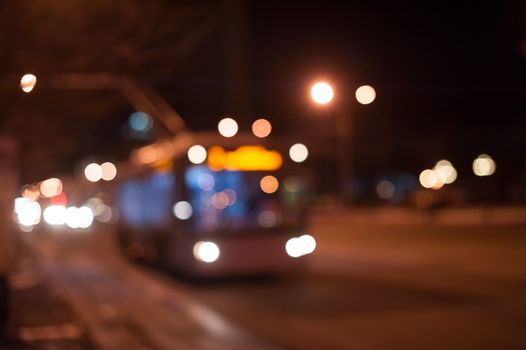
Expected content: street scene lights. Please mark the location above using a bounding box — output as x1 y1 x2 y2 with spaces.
310 80 375 203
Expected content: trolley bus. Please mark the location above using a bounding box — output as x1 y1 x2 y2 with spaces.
116 131 315 277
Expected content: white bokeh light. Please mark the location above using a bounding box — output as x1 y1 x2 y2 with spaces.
355 85 376 105
43 205 67 225
218 118 239 137
193 241 220 263
173 201 193 220
419 169 439 189
187 145 207 164
20 74 37 93
84 163 102 182
285 238 303 258
310 82 334 104
101 162 117 181
289 143 309 163
298 234 316 255
17 201 41 226
473 154 496 176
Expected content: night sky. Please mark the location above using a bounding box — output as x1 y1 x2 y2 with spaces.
171 2 526 194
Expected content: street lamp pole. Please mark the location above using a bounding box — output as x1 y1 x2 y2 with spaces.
335 101 353 203
311 81 375 205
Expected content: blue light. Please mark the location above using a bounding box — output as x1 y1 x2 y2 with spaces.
129 112 153 132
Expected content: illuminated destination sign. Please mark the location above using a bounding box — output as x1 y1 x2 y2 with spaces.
207 145 282 171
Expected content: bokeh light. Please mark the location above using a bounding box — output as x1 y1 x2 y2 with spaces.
187 145 207 164
218 118 238 137
310 82 334 104
222 189 237 205
84 163 102 182
65 206 93 229
211 192 230 209
197 173 215 191
289 143 309 163
473 154 496 176
285 238 302 258
251 119 272 138
173 201 193 220
193 241 220 263
43 205 67 225
434 160 457 184
129 112 153 132
39 178 63 198
258 210 277 228
285 234 317 258
299 234 316 255
260 175 279 194
20 74 37 93
419 169 439 189
22 185 40 201
77 206 95 229
50 192 67 206
16 201 41 226
101 162 117 181
376 180 395 199
355 85 376 104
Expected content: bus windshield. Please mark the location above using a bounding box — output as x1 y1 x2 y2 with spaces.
185 165 306 233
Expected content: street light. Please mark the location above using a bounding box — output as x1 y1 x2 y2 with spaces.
355 85 376 105
310 82 334 105
20 74 37 93
309 80 375 203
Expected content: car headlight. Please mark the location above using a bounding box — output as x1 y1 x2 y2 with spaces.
285 234 316 258
193 241 220 263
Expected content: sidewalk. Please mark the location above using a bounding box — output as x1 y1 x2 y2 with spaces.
2 240 95 349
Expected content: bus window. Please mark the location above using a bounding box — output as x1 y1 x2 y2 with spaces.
118 171 175 230
184 165 303 233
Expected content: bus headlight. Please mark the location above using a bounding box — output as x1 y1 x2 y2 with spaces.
193 241 220 263
285 234 316 258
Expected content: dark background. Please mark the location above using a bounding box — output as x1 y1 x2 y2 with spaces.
1 1 525 201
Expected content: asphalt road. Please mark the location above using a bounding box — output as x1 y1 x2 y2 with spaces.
6 209 526 349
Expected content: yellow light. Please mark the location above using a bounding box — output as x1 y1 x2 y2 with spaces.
20 74 37 93
101 162 117 181
355 85 376 105
289 143 308 163
251 118 272 138
419 169 438 189
153 159 173 173
39 178 63 198
260 175 279 194
434 160 457 184
473 154 496 176
187 145 207 164
218 118 238 137
310 82 334 104
207 145 282 171
132 141 175 166
84 163 102 182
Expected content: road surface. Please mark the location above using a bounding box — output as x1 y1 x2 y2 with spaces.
5 208 526 349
